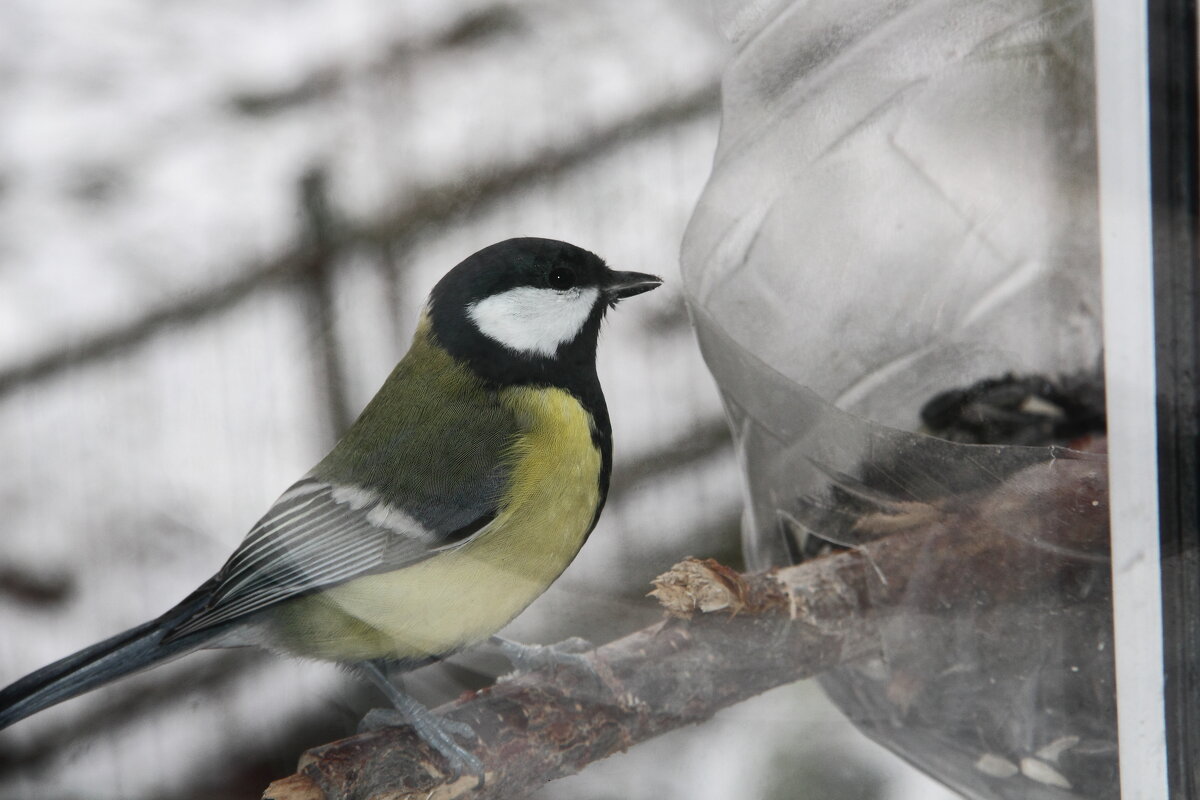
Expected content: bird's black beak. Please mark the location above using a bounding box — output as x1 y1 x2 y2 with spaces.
605 270 663 301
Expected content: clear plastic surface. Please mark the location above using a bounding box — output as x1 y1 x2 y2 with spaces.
681 1 1115 797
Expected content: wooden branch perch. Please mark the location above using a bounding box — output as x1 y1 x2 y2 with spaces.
264 455 1108 800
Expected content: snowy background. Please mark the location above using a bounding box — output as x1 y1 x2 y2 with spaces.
0 2 957 798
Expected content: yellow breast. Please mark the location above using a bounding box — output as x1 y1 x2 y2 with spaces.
270 386 602 663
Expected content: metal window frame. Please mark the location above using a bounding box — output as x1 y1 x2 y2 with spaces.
1097 0 1198 797
1148 0 1200 796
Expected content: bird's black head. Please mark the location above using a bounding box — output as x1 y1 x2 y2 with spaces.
426 238 661 389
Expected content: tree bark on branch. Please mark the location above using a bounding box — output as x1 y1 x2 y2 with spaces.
263 455 1108 800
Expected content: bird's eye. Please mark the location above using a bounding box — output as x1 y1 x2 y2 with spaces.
547 267 576 290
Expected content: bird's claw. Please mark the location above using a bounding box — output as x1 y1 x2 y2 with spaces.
491 635 607 696
492 635 593 672
506 637 591 671
358 707 483 783
434 716 478 742
357 661 484 785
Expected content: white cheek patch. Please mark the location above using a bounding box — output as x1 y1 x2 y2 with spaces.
467 286 600 357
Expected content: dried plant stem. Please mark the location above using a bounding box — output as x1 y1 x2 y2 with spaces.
263 456 1108 800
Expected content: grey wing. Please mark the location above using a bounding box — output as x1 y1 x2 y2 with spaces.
164 477 498 639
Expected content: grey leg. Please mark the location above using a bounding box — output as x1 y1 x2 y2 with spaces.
490 635 598 679
357 660 483 782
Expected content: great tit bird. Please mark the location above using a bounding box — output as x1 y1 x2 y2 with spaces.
0 237 661 774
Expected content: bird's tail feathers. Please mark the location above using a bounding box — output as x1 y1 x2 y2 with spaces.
0 582 223 730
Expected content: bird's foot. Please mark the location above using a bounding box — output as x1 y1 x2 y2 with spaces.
491 634 592 672
358 706 482 781
490 635 602 689
357 661 484 785
359 706 476 742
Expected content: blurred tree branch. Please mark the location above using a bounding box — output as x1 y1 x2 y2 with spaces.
263 455 1108 800
0 82 717 403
